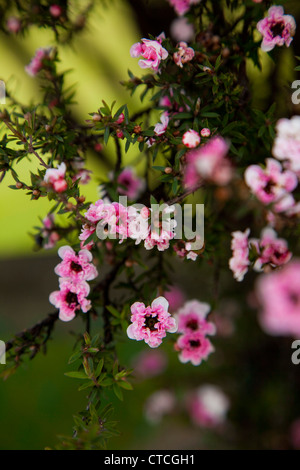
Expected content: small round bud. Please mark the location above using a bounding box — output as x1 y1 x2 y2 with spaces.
77 196 86 204
221 47 230 59
164 167 173 174
66 202 74 211
16 182 23 189
133 125 142 134
137 136 144 143
125 259 134 268
92 113 101 122
45 124 51 132
116 130 124 139
32 189 40 197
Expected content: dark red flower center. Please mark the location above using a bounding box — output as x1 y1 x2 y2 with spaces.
189 340 200 348
144 315 159 331
270 22 285 38
71 261 83 272
186 319 199 331
66 291 79 307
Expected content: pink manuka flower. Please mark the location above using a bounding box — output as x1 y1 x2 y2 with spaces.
25 47 52 76
130 37 168 72
7 16 21 33
273 116 300 175
170 17 194 42
244 158 298 211
154 112 169 136
257 6 296 52
133 350 167 378
200 128 211 138
144 229 174 252
79 225 96 250
182 129 200 148
175 300 216 336
175 330 214 366
41 213 60 249
127 296 177 348
252 227 292 271
117 167 145 200
54 245 98 282
187 385 229 427
49 278 91 322
44 162 68 193
184 136 232 188
173 42 195 68
256 260 300 336
229 228 250 282
49 5 63 17
168 0 200 16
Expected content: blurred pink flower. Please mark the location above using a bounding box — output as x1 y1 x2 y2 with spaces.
164 285 185 312
154 112 169 136
173 42 195 68
273 116 300 176
175 330 214 365
117 167 145 200
257 6 296 52
175 300 216 335
229 229 250 282
144 390 176 424
168 0 200 16
252 227 292 272
170 17 194 42
127 296 177 348
49 5 63 17
256 260 300 336
133 350 167 378
7 16 21 33
44 162 68 193
25 47 52 76
187 385 229 427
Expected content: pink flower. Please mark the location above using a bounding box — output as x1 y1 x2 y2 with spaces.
130 37 168 72
127 296 177 348
200 128 211 138
273 116 300 175
41 213 60 249
54 245 98 282
144 229 174 252
117 167 145 200
115 113 125 124
257 6 296 52
175 330 214 365
79 225 96 250
244 158 298 211
72 169 92 185
144 390 176 424
49 278 91 322
164 285 185 312
182 129 200 148
173 42 195 68
154 112 169 136
175 300 216 336
7 17 21 33
229 229 250 282
49 5 63 17
252 227 292 271
256 260 300 336
133 350 167 378
170 17 194 42
184 136 231 187
168 0 200 16
25 47 52 76
44 162 68 193
187 385 229 427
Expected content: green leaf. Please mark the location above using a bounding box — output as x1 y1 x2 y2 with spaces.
64 371 89 379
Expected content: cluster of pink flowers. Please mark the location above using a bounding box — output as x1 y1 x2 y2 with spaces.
173 42 195 68
49 246 98 322
256 260 300 337
117 167 145 200
174 300 216 366
187 385 229 428
244 158 298 214
80 198 178 253
25 47 52 77
257 6 296 52
173 239 199 261
44 162 68 193
184 136 232 188
229 227 292 282
168 0 200 16
127 296 177 348
273 116 300 176
130 34 168 72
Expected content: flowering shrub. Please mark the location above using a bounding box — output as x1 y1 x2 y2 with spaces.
1 0 300 451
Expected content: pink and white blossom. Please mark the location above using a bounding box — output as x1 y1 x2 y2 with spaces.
257 6 296 52
175 330 214 365
49 278 91 322
173 42 195 68
229 228 250 282
154 112 169 136
54 245 98 282
187 385 230 427
127 296 177 348
273 116 300 175
130 37 168 72
182 129 200 148
44 162 68 193
168 0 200 16
170 17 194 42
144 390 176 424
175 300 216 336
252 227 292 271
256 260 300 336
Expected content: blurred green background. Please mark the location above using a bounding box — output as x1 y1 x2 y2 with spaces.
1 0 300 450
